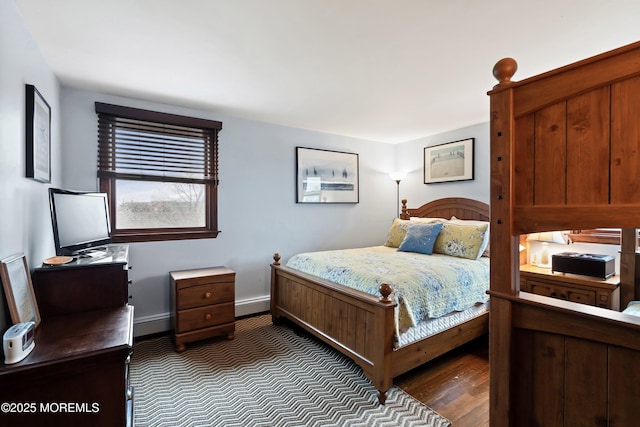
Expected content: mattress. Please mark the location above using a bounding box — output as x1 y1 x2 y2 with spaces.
396 301 489 348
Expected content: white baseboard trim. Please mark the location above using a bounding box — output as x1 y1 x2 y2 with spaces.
133 295 271 337
133 312 170 337
235 295 270 317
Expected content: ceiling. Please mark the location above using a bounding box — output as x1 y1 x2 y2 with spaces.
13 0 640 144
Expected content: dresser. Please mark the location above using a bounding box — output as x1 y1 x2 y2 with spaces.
520 264 620 310
0 246 133 426
170 266 235 352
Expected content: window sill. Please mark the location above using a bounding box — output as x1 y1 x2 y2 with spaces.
112 230 220 243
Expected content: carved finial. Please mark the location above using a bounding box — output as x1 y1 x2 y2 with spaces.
401 199 408 219
492 58 518 88
379 283 393 303
273 252 281 266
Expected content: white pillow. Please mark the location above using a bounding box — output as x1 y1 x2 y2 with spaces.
409 217 447 223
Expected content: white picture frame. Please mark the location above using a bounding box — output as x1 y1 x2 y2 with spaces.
296 147 359 203
0 253 41 328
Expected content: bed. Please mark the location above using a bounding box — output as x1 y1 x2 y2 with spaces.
270 197 490 404
488 41 640 426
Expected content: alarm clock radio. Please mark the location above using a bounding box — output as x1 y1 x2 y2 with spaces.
3 321 35 364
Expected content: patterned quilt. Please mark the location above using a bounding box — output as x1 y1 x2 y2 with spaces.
286 246 489 334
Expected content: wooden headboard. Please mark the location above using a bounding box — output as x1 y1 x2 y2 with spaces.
488 41 640 427
400 197 489 221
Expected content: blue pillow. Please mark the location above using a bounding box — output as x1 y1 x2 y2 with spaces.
397 223 444 255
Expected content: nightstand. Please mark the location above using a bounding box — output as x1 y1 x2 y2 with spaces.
520 264 620 310
170 266 235 352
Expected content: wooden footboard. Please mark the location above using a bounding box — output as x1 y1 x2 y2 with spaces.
271 254 396 404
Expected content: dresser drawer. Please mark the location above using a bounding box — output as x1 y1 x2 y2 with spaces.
527 279 596 304
177 282 234 310
527 280 553 296
176 302 234 333
566 288 596 305
597 291 612 308
520 265 619 310
521 280 596 305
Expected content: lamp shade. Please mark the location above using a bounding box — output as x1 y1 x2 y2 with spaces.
526 231 567 244
389 171 407 182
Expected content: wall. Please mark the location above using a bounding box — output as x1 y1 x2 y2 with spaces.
60 87 398 335
0 1 60 331
395 122 491 207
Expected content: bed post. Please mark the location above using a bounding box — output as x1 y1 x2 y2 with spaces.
400 198 409 219
488 57 520 427
372 283 395 404
270 252 282 324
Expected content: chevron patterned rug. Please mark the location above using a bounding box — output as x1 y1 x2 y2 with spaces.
130 314 451 427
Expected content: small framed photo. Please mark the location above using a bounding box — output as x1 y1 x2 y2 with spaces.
25 84 51 183
296 147 359 203
0 253 41 328
424 138 474 184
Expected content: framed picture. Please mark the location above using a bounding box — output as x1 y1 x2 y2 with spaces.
296 147 359 203
0 253 41 328
25 84 51 183
424 138 475 184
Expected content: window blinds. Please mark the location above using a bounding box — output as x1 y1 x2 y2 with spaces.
96 103 222 184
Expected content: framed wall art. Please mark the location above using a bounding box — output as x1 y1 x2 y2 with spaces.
424 138 474 184
25 84 51 183
296 147 359 203
0 253 41 328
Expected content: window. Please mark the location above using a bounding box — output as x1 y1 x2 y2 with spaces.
96 103 222 242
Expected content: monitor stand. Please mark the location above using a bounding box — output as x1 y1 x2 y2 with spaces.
74 246 109 260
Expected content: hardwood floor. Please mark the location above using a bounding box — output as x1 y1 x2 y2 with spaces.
395 336 489 427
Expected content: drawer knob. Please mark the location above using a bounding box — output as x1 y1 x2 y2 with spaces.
204 313 212 321
204 292 212 299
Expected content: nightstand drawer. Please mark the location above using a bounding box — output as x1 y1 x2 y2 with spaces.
177 282 234 310
176 302 235 333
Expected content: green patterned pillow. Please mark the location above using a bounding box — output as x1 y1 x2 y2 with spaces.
449 217 491 257
384 218 411 248
433 222 489 260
